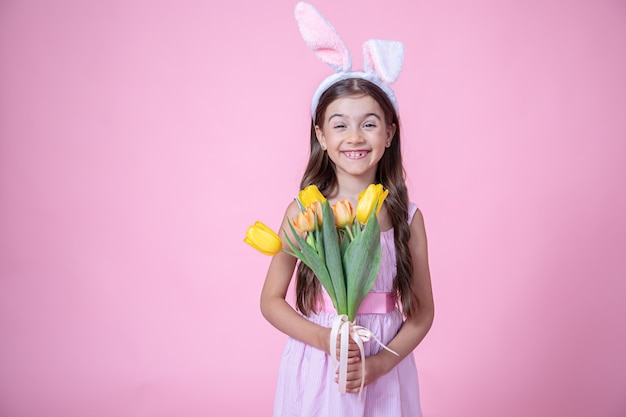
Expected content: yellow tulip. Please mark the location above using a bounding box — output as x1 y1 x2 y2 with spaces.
244 221 282 256
332 199 355 228
356 184 389 224
293 205 321 233
298 185 327 208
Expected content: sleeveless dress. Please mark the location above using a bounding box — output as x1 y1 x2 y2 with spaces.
273 203 422 417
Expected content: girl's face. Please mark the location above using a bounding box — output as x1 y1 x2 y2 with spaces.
315 94 396 183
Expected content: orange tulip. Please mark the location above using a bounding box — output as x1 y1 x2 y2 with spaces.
293 206 318 233
309 201 323 226
332 199 355 228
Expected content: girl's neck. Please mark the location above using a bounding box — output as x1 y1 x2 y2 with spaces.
328 172 377 203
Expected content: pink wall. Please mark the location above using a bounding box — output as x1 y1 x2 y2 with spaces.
1 1 625 416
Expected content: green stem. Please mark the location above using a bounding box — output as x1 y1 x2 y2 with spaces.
344 226 354 242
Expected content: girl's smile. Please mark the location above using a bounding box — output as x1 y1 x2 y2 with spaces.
342 150 370 159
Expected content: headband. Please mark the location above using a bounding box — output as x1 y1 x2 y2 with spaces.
294 2 405 121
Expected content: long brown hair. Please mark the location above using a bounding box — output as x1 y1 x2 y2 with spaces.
296 78 419 319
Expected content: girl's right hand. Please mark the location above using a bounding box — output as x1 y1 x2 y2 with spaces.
332 332 361 364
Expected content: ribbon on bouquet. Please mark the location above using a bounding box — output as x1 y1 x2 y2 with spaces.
329 315 399 400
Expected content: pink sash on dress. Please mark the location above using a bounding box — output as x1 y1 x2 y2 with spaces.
319 291 397 314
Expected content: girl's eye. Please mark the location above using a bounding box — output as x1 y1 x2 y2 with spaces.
363 122 376 128
333 124 346 129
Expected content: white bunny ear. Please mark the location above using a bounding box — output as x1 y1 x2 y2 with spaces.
295 2 352 73
362 39 404 84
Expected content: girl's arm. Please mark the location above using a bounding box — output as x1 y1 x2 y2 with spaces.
259 200 334 354
343 207 435 392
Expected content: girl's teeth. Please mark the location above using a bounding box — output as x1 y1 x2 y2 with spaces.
345 151 365 158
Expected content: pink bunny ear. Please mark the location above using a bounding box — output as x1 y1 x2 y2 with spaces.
295 2 352 73
362 39 404 84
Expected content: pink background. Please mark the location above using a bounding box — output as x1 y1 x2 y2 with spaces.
1 0 625 416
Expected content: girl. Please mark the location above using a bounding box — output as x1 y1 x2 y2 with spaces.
260 3 434 416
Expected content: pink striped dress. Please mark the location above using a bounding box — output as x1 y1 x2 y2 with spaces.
273 203 422 417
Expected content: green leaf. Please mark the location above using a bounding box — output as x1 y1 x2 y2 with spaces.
314 218 325 265
321 202 347 315
282 228 305 259
344 208 382 321
285 220 339 310
339 230 350 258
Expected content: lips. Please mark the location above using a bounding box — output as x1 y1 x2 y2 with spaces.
342 150 370 159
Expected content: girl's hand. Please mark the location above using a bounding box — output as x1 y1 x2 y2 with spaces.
334 354 385 393
332 333 361 364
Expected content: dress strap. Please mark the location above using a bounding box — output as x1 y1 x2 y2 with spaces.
408 202 418 224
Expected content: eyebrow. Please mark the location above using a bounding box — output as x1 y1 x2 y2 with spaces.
327 112 382 122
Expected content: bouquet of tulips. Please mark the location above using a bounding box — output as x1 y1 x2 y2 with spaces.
245 184 396 397
245 183 388 322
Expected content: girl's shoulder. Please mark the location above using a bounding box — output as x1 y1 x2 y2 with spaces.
283 198 302 219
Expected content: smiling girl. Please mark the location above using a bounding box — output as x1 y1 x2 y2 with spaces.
258 3 434 416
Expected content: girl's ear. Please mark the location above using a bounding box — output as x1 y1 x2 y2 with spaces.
387 123 397 145
315 125 327 150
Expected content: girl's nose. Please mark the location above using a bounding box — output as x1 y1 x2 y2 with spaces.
345 130 364 144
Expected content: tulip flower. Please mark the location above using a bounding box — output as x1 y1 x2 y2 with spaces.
332 199 354 228
244 221 282 256
293 206 318 233
356 184 389 224
309 201 323 225
298 185 327 208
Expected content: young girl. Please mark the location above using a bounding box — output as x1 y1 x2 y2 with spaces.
260 3 434 416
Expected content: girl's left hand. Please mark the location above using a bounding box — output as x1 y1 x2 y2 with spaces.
334 354 384 393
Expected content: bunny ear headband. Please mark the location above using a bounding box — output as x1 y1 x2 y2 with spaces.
294 2 404 121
